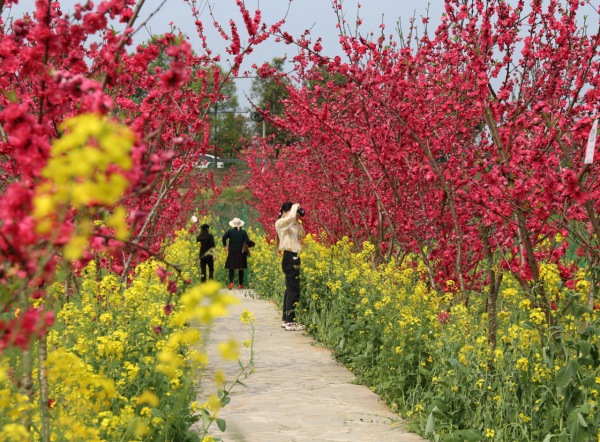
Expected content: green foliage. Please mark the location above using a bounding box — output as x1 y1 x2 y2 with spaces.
139 37 249 158
249 235 600 441
198 64 249 158
250 57 295 145
210 111 251 158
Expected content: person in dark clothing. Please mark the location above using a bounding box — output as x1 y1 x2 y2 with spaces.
196 223 215 282
222 217 253 290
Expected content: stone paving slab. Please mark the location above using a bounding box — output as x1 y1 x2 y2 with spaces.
200 289 426 442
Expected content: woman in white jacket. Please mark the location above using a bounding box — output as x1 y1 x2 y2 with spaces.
275 202 305 331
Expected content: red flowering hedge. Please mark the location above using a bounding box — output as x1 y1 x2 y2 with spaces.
0 0 281 372
245 0 600 328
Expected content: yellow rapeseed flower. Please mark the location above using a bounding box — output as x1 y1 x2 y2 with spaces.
218 340 240 361
0 424 30 442
516 358 529 371
529 308 546 325
519 413 532 423
240 309 255 324
137 390 159 408
519 299 531 310
33 113 135 257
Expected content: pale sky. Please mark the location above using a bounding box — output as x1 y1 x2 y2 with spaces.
163 1 447 108
4 1 598 109
4 1 447 109
167 1 446 109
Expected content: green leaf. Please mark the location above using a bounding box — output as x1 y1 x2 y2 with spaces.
577 413 588 428
1 89 17 103
216 417 227 432
425 411 435 434
580 402 592 414
542 434 554 442
221 396 231 406
578 340 592 357
201 408 211 425
442 430 482 442
431 400 449 413
567 409 590 442
445 357 459 367
555 359 580 388
543 345 553 365
182 430 202 442
582 375 596 387
457 429 483 442
543 407 558 433
570 423 589 442
419 366 430 376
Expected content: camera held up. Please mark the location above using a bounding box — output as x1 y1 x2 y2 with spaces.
297 207 305 217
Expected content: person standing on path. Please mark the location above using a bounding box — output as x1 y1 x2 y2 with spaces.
222 217 253 290
197 223 215 283
275 202 306 331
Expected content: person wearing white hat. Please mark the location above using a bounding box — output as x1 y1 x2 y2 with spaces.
222 217 254 290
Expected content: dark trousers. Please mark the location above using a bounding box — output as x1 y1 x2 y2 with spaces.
201 258 214 283
282 251 301 323
229 269 244 285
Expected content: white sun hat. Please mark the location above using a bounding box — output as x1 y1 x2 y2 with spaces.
229 217 245 228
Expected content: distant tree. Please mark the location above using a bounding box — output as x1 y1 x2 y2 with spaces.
135 38 249 158
250 57 293 145
211 111 252 158
146 35 177 74
305 64 348 92
196 64 250 158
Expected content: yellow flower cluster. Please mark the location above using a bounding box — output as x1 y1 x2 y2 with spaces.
245 227 600 441
33 113 135 259
1 229 254 440
0 362 33 441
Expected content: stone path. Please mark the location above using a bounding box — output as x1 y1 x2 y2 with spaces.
199 289 426 442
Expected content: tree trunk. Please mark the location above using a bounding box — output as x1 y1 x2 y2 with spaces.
38 335 50 442
481 226 502 349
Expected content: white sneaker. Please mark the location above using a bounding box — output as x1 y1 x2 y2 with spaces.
285 322 306 331
281 322 287 328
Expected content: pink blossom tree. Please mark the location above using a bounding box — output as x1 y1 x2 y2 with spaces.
245 0 600 343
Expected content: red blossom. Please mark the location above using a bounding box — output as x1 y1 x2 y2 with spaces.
244 0 600 310
0 308 54 352
163 304 174 316
156 267 170 283
0 0 280 356
438 311 451 325
167 280 178 294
